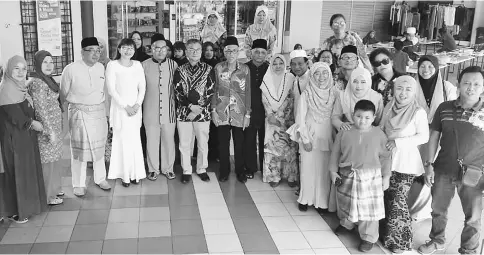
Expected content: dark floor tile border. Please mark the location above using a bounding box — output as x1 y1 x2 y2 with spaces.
218 172 279 254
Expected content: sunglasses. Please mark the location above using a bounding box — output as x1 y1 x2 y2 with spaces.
373 58 390 67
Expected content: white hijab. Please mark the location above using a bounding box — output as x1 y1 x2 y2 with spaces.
339 67 381 122
261 54 294 112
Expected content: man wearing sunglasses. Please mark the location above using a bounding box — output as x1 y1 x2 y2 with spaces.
142 33 179 182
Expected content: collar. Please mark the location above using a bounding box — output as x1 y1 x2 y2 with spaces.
222 60 239 70
248 60 269 69
188 61 204 68
152 57 167 64
454 97 484 111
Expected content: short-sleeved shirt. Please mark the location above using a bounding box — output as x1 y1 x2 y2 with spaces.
431 99 484 177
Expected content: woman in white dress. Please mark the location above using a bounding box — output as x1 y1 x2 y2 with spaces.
106 38 146 187
287 62 337 212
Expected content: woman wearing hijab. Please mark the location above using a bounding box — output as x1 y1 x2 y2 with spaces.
261 54 298 188
322 14 372 73
201 11 227 58
287 62 337 212
0 55 47 223
362 30 380 45
407 55 457 221
28 51 65 206
130 31 150 62
332 67 384 131
379 76 429 254
244 5 277 59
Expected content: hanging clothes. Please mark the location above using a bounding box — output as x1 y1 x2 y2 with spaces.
412 12 421 32
428 5 437 40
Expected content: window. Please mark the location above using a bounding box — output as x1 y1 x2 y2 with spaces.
20 0 74 76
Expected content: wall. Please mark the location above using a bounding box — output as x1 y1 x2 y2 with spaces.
93 0 109 50
470 0 484 44
288 0 323 51
0 1 23 63
71 0 83 63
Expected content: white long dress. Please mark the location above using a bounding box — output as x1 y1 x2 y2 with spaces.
287 90 337 211
106 60 146 182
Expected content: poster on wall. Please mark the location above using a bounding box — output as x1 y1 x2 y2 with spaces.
36 0 62 56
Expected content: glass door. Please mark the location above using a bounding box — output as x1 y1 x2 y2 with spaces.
107 0 160 59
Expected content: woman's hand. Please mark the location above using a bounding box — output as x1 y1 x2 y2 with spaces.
339 123 352 131
386 140 396 151
330 172 341 185
133 104 140 114
125 106 136 116
382 176 390 191
31 120 44 132
49 132 57 143
268 115 279 126
302 142 313 152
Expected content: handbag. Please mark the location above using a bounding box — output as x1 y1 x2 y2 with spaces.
452 108 484 188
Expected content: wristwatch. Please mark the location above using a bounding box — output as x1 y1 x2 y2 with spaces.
423 161 434 167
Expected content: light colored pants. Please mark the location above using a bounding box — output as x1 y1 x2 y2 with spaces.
71 157 107 188
145 123 176 174
341 218 379 243
177 121 209 175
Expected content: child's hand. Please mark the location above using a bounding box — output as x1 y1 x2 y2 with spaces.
382 177 390 191
330 172 341 185
302 142 312 152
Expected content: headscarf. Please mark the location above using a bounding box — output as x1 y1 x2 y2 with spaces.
339 67 381 121
131 31 150 62
416 55 443 122
362 30 379 45
382 75 425 139
305 62 334 123
30 50 59 93
261 54 293 112
0 55 31 106
252 5 273 35
201 11 226 44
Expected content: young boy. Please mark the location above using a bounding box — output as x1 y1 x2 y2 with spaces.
329 100 391 253
392 40 412 74
173 41 189 66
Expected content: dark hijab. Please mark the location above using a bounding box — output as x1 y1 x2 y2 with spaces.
31 50 59 93
131 31 150 62
417 55 440 102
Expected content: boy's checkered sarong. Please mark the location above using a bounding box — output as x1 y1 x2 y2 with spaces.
336 167 385 222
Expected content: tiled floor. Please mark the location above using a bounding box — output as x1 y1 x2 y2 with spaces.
0 123 481 255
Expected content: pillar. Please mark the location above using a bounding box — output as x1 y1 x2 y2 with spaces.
80 0 94 38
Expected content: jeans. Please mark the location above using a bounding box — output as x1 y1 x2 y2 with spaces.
430 173 483 254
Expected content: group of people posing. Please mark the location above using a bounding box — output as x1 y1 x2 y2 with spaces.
1 9 484 255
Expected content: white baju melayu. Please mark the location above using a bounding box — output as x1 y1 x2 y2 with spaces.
106 60 146 182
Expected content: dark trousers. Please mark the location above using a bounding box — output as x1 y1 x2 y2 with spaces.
243 124 265 173
218 125 245 177
430 173 483 254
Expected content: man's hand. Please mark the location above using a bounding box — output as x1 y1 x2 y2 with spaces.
190 105 203 115
187 112 197 121
212 112 221 127
382 177 390 191
243 116 250 130
424 165 435 187
302 142 313 152
330 172 341 185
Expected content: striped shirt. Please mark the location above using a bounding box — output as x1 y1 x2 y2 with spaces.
431 99 484 177
142 58 178 125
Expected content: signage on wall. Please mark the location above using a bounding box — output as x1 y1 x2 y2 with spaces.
36 0 62 56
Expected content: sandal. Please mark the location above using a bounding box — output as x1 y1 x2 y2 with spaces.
8 215 28 224
164 172 176 180
48 197 64 206
147 172 158 181
57 191 65 197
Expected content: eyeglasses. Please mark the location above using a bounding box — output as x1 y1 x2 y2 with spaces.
153 46 168 53
332 21 346 27
121 46 135 51
224 50 238 55
186 48 202 54
340 56 357 61
83 48 101 54
373 58 390 67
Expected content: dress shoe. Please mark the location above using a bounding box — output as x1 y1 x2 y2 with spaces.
97 180 112 190
198 173 210 182
236 173 247 183
130 179 139 184
298 203 308 211
269 181 280 188
358 240 374 252
245 173 254 179
288 181 297 188
122 182 130 187
181 174 192 184
73 187 86 197
316 208 328 214
218 175 229 182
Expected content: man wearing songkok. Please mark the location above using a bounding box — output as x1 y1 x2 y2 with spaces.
60 37 111 197
290 49 310 113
